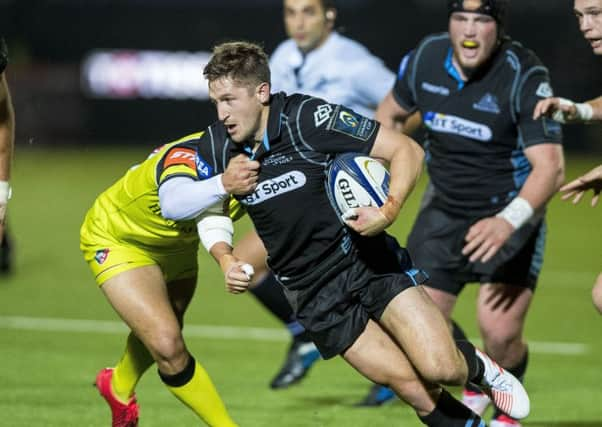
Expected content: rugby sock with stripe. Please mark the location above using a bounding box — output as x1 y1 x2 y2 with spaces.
160 355 238 427
111 332 154 402
419 389 485 426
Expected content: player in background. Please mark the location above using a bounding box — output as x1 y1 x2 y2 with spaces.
533 0 602 314
0 36 15 274
80 137 259 427
375 1 564 425
232 0 405 396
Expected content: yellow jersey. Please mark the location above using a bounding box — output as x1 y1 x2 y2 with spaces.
81 132 243 253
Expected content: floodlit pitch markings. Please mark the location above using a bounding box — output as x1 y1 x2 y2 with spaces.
0 315 589 355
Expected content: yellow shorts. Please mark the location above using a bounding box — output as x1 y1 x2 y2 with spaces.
80 211 198 287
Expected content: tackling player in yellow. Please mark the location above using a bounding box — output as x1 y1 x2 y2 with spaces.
80 132 259 427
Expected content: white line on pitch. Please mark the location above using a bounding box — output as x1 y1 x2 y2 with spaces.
0 315 589 355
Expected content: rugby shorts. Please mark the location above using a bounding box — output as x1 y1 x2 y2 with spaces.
279 233 428 359
407 203 546 295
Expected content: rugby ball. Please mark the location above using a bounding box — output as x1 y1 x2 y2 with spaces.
326 153 390 217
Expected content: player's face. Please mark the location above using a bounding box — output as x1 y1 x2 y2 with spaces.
284 0 332 53
575 0 602 55
449 12 498 76
209 77 267 143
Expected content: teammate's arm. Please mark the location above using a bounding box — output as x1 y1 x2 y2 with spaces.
344 125 424 236
533 95 602 123
375 91 415 133
462 144 565 263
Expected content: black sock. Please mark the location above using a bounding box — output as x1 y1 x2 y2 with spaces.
249 273 311 341
492 348 529 419
419 389 485 426
451 319 467 341
158 355 195 387
451 322 482 392
455 340 484 385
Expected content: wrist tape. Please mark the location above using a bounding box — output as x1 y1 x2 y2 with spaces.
496 197 534 229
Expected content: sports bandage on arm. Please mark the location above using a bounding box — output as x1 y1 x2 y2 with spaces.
0 181 11 224
196 213 234 252
496 197 534 230
552 98 594 124
158 175 227 220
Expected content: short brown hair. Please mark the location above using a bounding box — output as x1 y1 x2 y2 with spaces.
203 41 270 88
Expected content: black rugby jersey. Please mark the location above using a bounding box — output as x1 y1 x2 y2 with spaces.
189 92 380 277
393 33 562 217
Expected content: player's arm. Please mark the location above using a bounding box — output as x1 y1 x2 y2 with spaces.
559 164 602 207
463 143 564 263
346 125 424 236
0 71 15 238
375 50 419 134
375 91 415 133
197 210 254 295
159 153 259 221
533 95 602 123
464 70 565 263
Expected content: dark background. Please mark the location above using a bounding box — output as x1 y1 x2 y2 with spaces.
1 0 600 151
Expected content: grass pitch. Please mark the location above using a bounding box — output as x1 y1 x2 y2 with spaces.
0 146 600 426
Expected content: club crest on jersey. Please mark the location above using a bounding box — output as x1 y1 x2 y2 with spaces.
424 112 492 141
536 82 553 98
95 248 110 265
196 155 213 178
241 171 306 205
473 93 500 114
331 106 376 141
314 104 333 127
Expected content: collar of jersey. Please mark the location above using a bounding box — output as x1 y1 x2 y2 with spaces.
444 48 465 90
238 92 285 161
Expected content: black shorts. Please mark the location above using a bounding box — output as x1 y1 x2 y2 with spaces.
407 203 546 296
277 234 428 359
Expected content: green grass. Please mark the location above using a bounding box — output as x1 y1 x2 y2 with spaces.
0 146 601 426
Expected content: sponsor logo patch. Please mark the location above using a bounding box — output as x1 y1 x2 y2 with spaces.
536 82 553 98
473 93 500 114
424 111 492 141
241 171 306 205
421 82 450 96
94 249 110 265
331 106 376 141
164 148 196 169
314 104 333 127
195 155 213 178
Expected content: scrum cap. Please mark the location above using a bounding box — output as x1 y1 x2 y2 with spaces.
447 0 509 25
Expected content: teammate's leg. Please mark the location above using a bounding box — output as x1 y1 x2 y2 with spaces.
102 266 237 426
478 283 532 426
234 230 320 389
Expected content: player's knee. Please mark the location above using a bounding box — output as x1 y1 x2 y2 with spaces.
591 274 602 314
419 353 466 386
148 333 187 367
